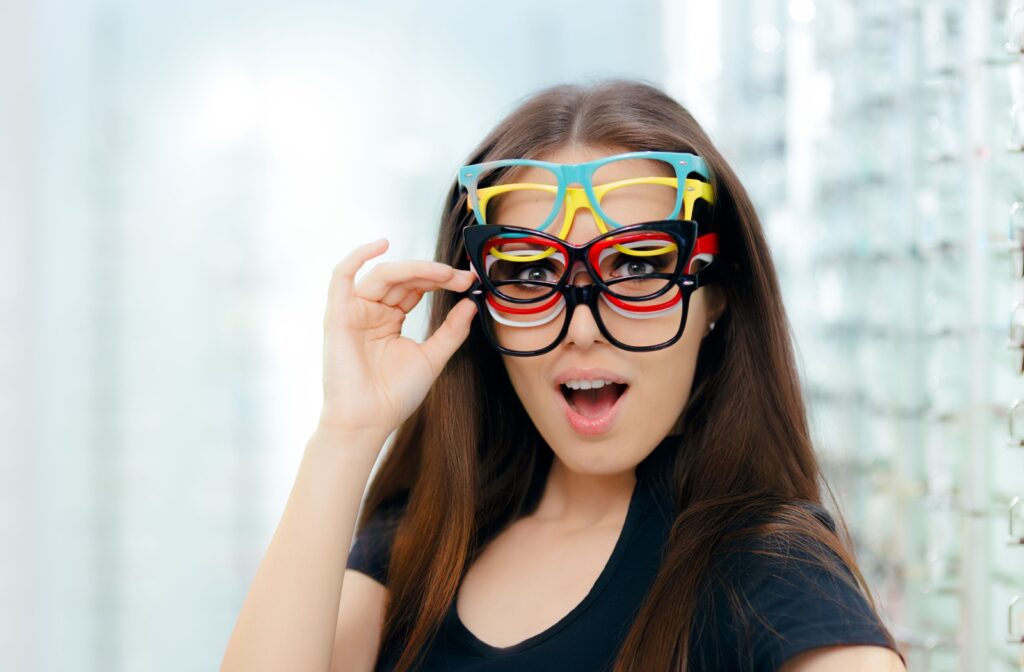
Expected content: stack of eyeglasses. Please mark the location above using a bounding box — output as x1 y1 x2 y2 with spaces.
456 151 726 356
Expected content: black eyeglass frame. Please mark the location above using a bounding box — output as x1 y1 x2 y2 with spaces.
463 220 697 304
459 219 726 356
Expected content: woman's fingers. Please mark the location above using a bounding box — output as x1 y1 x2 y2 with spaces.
355 260 475 302
376 274 473 309
395 289 425 314
419 298 478 376
330 238 389 301
378 284 417 311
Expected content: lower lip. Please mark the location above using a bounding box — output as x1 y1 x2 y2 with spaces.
556 385 628 436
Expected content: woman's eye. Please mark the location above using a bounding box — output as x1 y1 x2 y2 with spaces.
611 259 656 277
513 265 556 283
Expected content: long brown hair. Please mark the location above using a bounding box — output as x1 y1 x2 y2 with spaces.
355 77 897 671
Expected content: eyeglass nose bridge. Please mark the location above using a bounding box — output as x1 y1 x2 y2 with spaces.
564 283 600 305
557 284 605 348
554 162 600 239
557 186 609 239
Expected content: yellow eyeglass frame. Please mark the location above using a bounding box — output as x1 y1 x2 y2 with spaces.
468 176 714 240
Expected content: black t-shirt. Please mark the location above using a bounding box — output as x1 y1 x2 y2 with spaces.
346 460 903 671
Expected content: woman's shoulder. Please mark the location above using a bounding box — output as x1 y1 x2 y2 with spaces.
708 499 865 613
693 500 901 671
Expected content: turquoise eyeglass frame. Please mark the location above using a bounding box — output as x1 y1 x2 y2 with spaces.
456 151 712 238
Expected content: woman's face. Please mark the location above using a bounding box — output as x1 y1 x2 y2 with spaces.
496 145 726 476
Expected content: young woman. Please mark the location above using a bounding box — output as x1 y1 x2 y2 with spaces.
221 79 908 672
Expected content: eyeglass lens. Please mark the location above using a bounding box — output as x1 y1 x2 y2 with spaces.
478 226 688 353
478 157 679 233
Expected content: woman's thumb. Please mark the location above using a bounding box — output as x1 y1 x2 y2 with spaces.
419 298 478 375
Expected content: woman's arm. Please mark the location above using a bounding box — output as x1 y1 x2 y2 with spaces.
220 239 476 671
779 643 907 671
220 427 385 672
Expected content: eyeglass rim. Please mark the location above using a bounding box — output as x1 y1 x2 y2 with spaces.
455 150 713 233
463 219 699 306
460 226 727 357
465 271 698 357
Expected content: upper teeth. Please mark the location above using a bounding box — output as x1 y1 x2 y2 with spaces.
563 379 617 390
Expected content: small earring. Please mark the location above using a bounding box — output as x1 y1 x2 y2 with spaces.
709 321 716 331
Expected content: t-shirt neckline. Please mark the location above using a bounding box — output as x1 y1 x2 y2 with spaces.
446 476 655 656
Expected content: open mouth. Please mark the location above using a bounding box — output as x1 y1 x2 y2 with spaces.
559 382 629 419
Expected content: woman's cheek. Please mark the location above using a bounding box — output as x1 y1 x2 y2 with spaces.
638 362 690 420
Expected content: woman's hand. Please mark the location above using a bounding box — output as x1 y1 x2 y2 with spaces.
316 238 478 440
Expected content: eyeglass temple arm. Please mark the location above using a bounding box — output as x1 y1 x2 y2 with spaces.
689 232 726 287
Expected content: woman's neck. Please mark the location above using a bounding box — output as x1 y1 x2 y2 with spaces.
529 457 637 530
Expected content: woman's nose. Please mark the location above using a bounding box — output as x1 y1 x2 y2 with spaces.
562 262 604 348
564 299 603 349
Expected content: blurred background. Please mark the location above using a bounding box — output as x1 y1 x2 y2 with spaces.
2 0 1023 670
